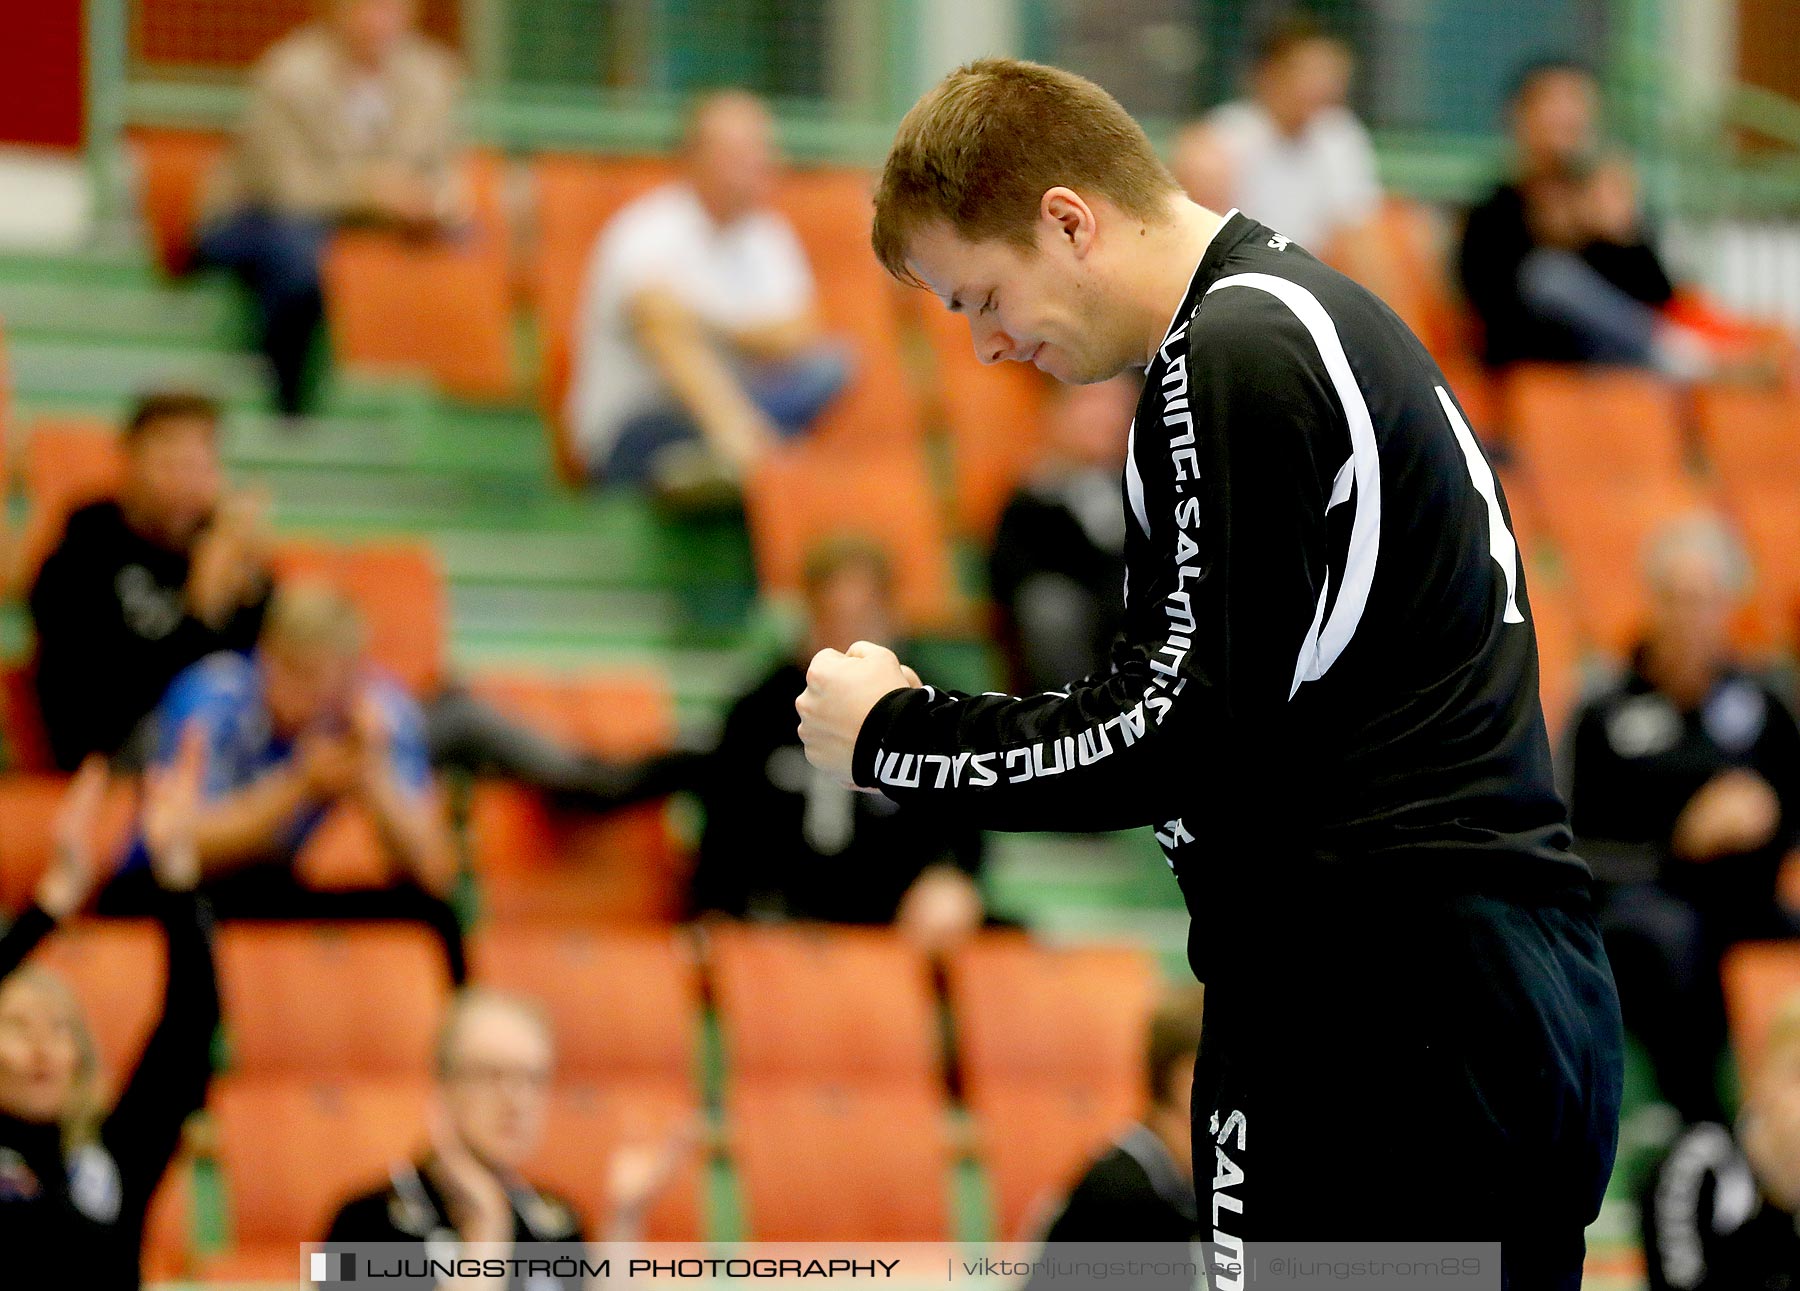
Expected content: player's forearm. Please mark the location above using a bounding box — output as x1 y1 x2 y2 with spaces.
851 673 1185 832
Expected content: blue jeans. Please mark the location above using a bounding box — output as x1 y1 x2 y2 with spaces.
195 208 333 414
599 342 853 485
1517 248 1661 367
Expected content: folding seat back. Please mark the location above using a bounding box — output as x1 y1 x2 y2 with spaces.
216 923 450 1077
709 925 940 1090
471 927 700 1087
731 1083 952 1241
947 935 1159 1107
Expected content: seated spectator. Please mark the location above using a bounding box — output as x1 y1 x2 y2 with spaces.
326 991 588 1286
1167 120 1236 217
566 90 850 500
691 539 983 951
1568 515 1800 1124
196 0 464 415
30 391 272 773
1458 60 1712 375
96 583 467 983
1033 985 1204 1247
0 730 217 1290
25 389 697 808
989 376 1136 694
1642 993 1800 1289
1201 18 1381 256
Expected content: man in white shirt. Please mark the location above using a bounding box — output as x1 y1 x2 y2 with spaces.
566 91 850 495
1202 17 1381 255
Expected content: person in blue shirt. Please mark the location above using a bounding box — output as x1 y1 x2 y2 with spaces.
98 580 465 982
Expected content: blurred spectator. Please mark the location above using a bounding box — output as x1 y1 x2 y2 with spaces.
1457 60 1711 375
989 376 1136 694
0 730 217 1290
1568 515 1800 1123
327 990 588 1287
96 583 467 983
1028 986 1204 1273
196 0 464 415
690 539 983 952
1167 121 1236 217
29 392 272 773
1641 993 1800 1289
566 90 850 501
1201 17 1381 254
25 388 696 808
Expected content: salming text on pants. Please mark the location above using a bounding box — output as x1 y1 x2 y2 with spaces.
1192 869 1623 1291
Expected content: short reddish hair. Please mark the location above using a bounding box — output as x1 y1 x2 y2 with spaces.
872 58 1180 287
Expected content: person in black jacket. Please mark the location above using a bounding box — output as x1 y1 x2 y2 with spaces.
1641 995 1800 1291
1036 986 1205 1245
29 391 272 772
989 375 1136 693
325 990 591 1291
0 730 216 1289
1457 59 1711 375
692 538 984 950
801 59 1621 1288
1569 515 1800 1125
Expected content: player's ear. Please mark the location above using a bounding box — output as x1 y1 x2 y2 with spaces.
1041 187 1096 257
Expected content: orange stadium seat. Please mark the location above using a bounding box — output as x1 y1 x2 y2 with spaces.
206 1077 428 1279
23 919 165 1100
531 153 676 484
708 925 940 1091
912 293 1054 539
529 1080 704 1242
773 168 926 450
1732 494 1800 651
0 774 138 910
731 1083 953 1241
143 1164 195 1282
1721 941 1800 1078
1528 571 1586 743
15 416 124 592
1505 365 1689 492
322 150 515 401
743 438 958 630
946 935 1159 1109
469 668 677 758
1694 384 1800 648
973 1085 1141 1241
471 926 701 1087
464 670 684 923
465 783 684 924
271 539 446 696
1694 382 1800 499
127 127 227 277
1504 366 1708 652
216 923 451 1077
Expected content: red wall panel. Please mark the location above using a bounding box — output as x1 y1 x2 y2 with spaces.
0 7 86 149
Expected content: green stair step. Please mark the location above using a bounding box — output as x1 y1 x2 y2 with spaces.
450 583 744 647
0 245 168 294
9 337 436 420
0 276 245 349
433 522 755 587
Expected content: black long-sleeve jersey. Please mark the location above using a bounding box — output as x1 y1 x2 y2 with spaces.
853 212 1587 981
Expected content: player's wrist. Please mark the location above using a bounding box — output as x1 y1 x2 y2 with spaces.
850 684 925 790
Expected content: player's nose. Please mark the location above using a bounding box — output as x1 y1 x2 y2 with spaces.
973 319 1016 366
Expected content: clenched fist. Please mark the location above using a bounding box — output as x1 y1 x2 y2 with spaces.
795 640 922 785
